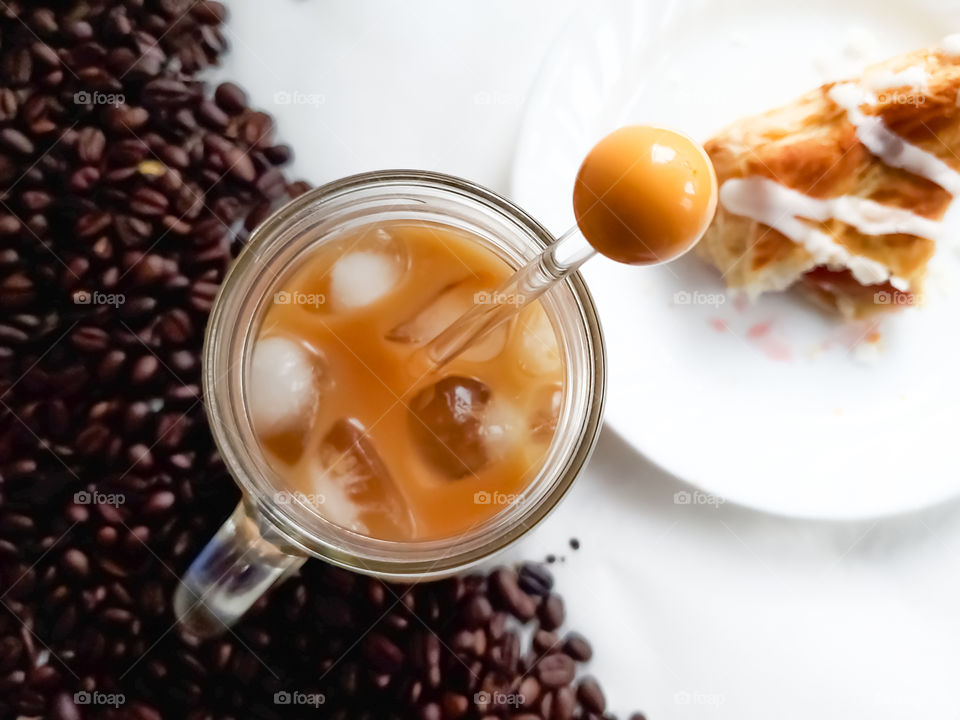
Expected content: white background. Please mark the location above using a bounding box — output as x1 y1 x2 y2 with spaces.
219 2 960 718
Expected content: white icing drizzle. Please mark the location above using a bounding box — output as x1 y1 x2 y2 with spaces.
941 34 960 57
722 41 960 291
719 177 925 288
862 65 929 93
828 83 960 195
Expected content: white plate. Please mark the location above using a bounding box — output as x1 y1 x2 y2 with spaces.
513 0 960 519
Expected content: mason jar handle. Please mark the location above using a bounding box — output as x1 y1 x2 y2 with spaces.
173 501 306 637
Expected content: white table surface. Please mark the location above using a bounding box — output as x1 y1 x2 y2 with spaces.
219 2 960 718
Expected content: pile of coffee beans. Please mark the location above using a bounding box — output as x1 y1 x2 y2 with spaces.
0 2 641 718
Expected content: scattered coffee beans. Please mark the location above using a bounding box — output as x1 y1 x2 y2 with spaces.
0 2 642 719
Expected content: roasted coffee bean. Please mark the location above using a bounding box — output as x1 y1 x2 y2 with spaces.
189 280 219 312
193 1 228 24
239 111 274 148
538 592 565 631
577 676 606 713
224 145 256 183
0 215 20 235
21 190 52 212
49 692 81 720
563 632 593 662
363 633 404 673
142 78 195 107
214 81 247 113
418 702 442 720
76 211 112 238
143 490 175 514
76 127 106 163
66 20 94 41
198 98 229 129
128 702 163 720
537 653 576 688
533 628 560 654
492 630 521 672
130 355 159 383
30 8 58 34
0 89 17 123
0 324 28 344
518 675 542 707
71 326 110 352
0 128 33 155
168 349 196 373
61 549 90 578
518 561 554 597
159 309 192 343
1 273 34 306
287 179 311 198
256 167 287 199
490 567 537 620
70 166 100 193
451 627 487 657
413 629 441 670
130 186 170 216
108 104 151 132
129 253 171 284
30 41 60 68
244 199 274 231
543 685 576 720
265 143 293 165
461 593 493 628
442 691 469 719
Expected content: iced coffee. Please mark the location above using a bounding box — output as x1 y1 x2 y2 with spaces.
247 221 564 541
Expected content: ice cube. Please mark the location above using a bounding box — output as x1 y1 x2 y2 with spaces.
386 279 509 362
313 418 415 540
529 382 562 442
408 375 523 478
481 397 526 457
248 336 320 439
516 305 561 375
328 228 407 310
409 375 490 478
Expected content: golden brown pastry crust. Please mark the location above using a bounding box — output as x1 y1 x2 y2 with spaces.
698 46 960 315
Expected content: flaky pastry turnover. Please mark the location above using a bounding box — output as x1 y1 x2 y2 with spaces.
697 40 960 317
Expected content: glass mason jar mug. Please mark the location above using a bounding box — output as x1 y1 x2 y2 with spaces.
174 171 606 637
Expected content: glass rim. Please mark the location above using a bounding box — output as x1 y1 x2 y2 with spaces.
203 170 606 578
